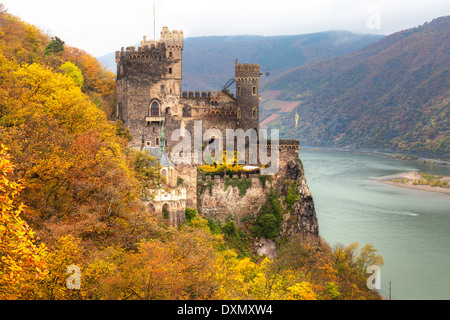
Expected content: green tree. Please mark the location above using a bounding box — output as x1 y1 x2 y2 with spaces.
44 36 65 56
59 61 84 88
185 208 197 224
253 190 283 240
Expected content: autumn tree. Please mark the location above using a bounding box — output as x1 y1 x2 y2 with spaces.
59 61 84 88
0 144 48 299
355 243 384 276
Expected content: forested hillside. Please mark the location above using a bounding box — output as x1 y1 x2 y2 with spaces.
98 31 383 91
263 16 450 159
0 4 382 300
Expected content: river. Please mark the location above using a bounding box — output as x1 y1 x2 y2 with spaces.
299 149 450 300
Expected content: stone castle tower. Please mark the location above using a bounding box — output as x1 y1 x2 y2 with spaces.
235 62 261 133
115 26 262 150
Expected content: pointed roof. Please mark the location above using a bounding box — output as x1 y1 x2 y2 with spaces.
141 146 174 167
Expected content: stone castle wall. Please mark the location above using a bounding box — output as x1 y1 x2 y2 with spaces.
197 175 270 226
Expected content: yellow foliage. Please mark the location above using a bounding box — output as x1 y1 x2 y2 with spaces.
286 282 317 300
0 145 48 299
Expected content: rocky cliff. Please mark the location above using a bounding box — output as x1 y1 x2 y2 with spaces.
277 158 318 237
197 156 318 256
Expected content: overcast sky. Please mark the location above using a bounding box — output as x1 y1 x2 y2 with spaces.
2 0 449 57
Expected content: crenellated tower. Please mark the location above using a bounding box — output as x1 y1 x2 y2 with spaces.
235 61 261 134
115 27 184 148
141 26 184 96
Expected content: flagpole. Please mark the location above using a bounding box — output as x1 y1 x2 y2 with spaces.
153 2 156 41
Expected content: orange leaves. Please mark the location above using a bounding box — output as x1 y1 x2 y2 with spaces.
0 10 48 65
0 145 48 299
62 46 116 96
0 49 150 247
99 229 219 300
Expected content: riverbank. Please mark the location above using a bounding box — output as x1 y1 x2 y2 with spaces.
376 171 450 196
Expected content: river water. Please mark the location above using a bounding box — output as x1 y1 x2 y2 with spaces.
299 149 450 300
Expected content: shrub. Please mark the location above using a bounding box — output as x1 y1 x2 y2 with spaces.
162 207 169 219
185 208 197 224
253 190 283 240
224 177 252 197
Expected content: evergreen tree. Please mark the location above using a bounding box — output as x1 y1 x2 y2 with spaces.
44 36 65 56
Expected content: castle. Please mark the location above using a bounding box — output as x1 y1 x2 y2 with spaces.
115 26 260 150
115 27 316 237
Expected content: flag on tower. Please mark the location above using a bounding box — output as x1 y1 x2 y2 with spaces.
295 112 299 128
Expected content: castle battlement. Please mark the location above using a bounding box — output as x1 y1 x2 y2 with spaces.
235 62 260 73
235 61 262 81
139 26 184 51
160 26 183 49
115 43 167 63
181 90 235 100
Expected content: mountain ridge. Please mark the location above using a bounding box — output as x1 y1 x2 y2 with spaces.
262 16 450 159
98 31 384 91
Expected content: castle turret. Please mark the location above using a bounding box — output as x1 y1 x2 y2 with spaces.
114 26 184 148
141 26 184 96
235 60 261 133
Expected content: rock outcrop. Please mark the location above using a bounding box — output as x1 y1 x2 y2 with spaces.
277 158 319 237
197 156 319 248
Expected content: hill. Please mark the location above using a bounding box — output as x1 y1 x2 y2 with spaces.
98 31 384 91
0 4 383 301
263 16 450 159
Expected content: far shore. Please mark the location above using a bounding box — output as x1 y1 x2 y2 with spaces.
375 171 450 196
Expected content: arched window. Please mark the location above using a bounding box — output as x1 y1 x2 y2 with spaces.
169 51 173 58
169 169 173 187
162 203 170 219
252 106 257 119
237 107 241 119
161 169 167 184
150 101 160 117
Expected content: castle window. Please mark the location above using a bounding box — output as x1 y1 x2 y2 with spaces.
150 101 160 117
147 121 150 126
156 138 160 146
252 106 257 119
169 68 173 74
161 85 165 94
169 51 173 58
237 86 241 96
237 107 241 119
252 86 257 95
161 169 167 184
